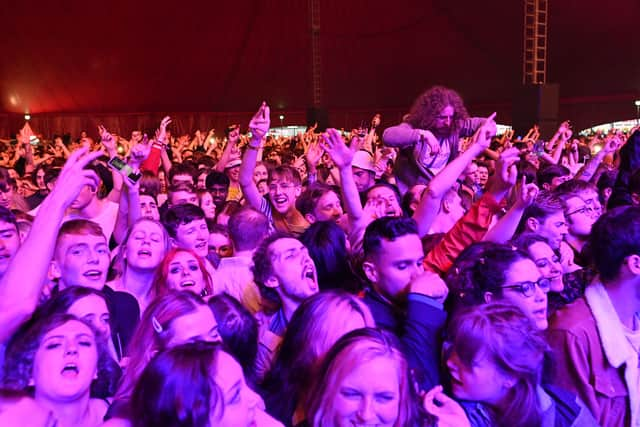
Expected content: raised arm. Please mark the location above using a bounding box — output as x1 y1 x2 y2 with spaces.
215 126 239 172
575 135 620 182
413 113 496 237
0 147 103 342
239 102 271 210
321 128 363 222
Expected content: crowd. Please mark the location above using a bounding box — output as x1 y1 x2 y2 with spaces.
0 85 639 427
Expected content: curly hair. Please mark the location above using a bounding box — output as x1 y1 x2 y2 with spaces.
405 86 469 135
2 313 119 398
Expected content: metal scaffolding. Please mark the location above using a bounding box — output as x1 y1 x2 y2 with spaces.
309 0 322 107
523 0 548 84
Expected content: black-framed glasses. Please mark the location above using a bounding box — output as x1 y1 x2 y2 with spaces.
500 277 551 297
566 205 594 217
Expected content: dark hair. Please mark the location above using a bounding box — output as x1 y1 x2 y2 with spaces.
300 221 362 293
268 165 301 185
227 207 269 252
363 217 418 258
446 243 529 308
139 170 161 199
168 163 197 186
515 192 563 234
589 206 640 282
131 341 224 427
405 85 469 135
162 204 205 239
207 294 258 385
2 313 118 398
0 206 18 229
205 171 230 189
365 182 402 206
295 183 338 217
536 164 570 188
511 232 551 253
251 232 293 306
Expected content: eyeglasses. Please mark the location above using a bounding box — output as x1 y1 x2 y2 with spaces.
566 205 594 217
500 277 551 297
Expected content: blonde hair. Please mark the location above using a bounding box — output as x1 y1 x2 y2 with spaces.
306 328 418 427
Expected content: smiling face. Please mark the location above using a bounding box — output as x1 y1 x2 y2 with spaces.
165 251 207 295
199 192 217 219
211 351 259 427
125 220 167 270
527 241 563 292
53 233 110 290
332 355 400 427
32 320 98 402
268 175 301 215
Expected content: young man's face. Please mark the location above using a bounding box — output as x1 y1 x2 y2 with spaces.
70 184 97 210
535 212 568 250
267 238 318 302
171 173 193 187
268 174 301 215
52 233 110 289
352 167 375 193
0 220 20 277
174 218 209 258
564 196 596 239
363 233 424 302
433 105 454 135
208 184 229 208
311 191 343 223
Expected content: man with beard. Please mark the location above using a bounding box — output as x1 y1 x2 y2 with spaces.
382 85 495 193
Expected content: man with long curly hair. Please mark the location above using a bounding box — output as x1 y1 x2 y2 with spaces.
383 86 496 193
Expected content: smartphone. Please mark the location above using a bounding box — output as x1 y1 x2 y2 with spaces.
108 157 141 183
533 140 544 155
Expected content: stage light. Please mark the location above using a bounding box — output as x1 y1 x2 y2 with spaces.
279 115 284 120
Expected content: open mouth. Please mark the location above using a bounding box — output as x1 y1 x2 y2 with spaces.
532 308 547 319
61 363 79 376
83 270 103 280
180 280 195 288
138 249 152 257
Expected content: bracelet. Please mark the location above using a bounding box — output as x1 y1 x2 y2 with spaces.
247 144 261 151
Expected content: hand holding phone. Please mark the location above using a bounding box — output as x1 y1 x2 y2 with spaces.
108 157 141 184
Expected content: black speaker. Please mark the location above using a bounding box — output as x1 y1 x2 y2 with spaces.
306 107 329 132
512 84 560 140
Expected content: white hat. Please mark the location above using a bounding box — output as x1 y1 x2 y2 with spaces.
224 159 242 169
352 150 375 173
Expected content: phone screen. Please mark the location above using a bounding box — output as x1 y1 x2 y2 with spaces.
108 157 141 183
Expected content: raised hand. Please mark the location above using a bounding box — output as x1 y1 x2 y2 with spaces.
51 146 102 208
157 116 171 144
305 140 324 170
488 147 520 198
249 102 270 142
129 134 152 167
470 112 497 150
17 123 34 146
98 125 117 155
514 176 539 209
321 128 355 170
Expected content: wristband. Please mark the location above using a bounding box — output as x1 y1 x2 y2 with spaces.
247 144 261 151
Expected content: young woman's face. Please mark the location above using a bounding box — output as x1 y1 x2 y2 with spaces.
527 241 563 292
332 355 400 427
32 320 98 402
211 351 259 427
125 220 166 270
447 349 514 408
167 304 220 347
165 251 206 295
500 258 549 330
199 192 217 219
67 294 111 339
208 232 233 259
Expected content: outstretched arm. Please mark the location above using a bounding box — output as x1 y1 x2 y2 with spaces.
413 113 496 237
239 102 271 211
0 147 103 342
